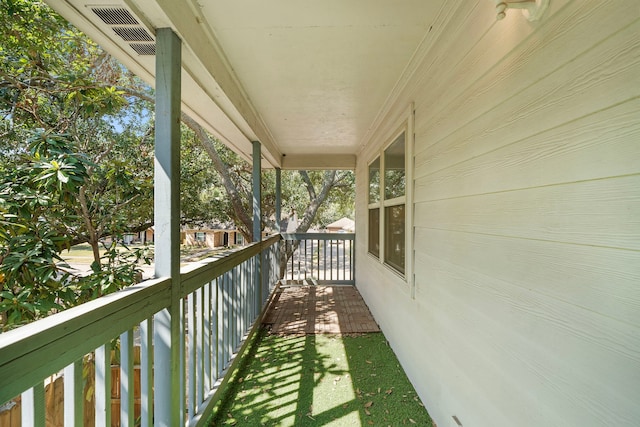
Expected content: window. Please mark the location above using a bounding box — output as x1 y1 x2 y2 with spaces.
368 157 380 257
368 207 380 257
195 232 206 242
368 130 407 276
384 204 405 274
383 133 405 274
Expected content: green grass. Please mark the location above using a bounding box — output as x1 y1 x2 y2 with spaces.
60 243 226 265
209 330 432 426
60 243 110 263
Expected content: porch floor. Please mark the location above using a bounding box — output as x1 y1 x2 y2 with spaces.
208 285 433 426
262 285 380 335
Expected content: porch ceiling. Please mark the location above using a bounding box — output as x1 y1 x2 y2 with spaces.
46 0 445 169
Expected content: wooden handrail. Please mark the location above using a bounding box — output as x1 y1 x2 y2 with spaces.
0 235 281 407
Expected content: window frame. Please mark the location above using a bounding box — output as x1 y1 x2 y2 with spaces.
366 105 414 292
381 130 406 276
367 156 381 258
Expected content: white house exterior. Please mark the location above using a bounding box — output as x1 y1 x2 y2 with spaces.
33 1 640 426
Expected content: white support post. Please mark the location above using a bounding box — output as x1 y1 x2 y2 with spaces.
63 360 83 427
153 27 182 427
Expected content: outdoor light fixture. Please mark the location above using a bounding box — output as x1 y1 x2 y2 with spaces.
494 0 549 21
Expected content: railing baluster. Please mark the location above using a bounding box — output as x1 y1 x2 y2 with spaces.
140 318 153 427
187 293 195 420
303 239 307 280
305 239 315 279
336 239 340 281
330 238 333 282
351 240 354 280
224 271 231 370
95 344 111 427
244 260 249 331
255 254 261 316
210 279 217 381
21 383 44 427
120 329 134 427
203 282 211 395
4 238 288 427
237 265 243 344
217 276 224 377
197 287 204 407
63 360 82 427
290 242 293 281
232 267 237 348
323 239 327 281
180 299 186 424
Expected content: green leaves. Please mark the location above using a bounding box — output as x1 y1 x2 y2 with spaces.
0 131 89 330
0 1 155 331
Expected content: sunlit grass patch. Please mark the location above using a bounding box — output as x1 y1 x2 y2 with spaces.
208 330 432 426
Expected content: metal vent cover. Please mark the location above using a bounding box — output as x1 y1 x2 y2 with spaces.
89 5 155 56
90 7 138 25
113 27 153 42
129 43 156 55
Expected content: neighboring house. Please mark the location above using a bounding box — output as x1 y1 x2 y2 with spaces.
325 217 355 233
181 225 243 249
24 2 640 426
123 227 154 245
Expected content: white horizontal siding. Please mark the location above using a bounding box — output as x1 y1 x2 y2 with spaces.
355 1 640 426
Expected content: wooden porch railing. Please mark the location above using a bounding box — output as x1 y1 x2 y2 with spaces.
0 235 280 427
281 233 355 285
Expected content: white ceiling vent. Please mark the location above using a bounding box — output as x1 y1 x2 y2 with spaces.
89 5 155 55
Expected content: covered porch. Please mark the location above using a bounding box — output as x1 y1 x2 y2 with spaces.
1 1 639 426
0 234 359 426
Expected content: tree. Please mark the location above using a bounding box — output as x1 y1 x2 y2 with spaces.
0 0 154 329
0 131 152 329
0 0 356 328
0 0 157 264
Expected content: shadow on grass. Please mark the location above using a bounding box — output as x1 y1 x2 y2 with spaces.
208 329 432 426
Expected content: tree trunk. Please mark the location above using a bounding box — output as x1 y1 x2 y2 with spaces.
78 186 102 269
278 170 337 278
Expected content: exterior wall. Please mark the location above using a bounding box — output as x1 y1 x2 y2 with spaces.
355 1 640 426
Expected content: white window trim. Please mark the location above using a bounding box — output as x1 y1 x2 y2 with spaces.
367 156 381 258
366 104 414 295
